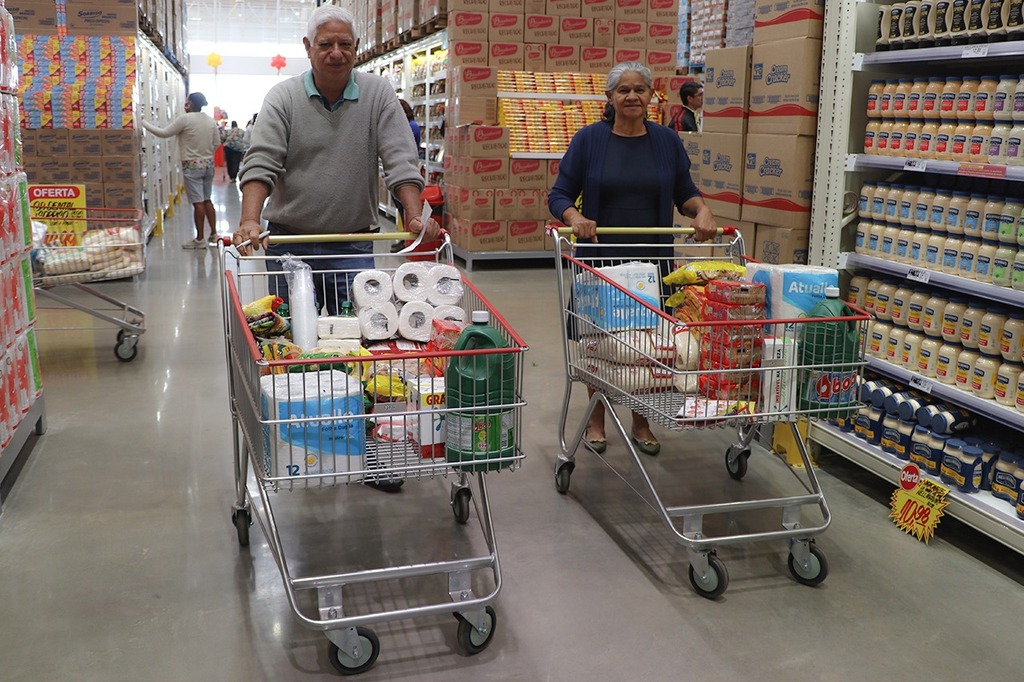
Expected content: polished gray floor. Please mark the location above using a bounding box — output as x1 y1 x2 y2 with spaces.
1 179 1021 681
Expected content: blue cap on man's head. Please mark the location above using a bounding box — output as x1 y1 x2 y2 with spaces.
187 92 208 109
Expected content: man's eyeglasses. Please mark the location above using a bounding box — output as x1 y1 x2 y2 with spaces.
316 40 356 53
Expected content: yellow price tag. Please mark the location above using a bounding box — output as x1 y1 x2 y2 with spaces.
889 463 949 544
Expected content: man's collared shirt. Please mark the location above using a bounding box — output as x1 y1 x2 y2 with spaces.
304 70 359 111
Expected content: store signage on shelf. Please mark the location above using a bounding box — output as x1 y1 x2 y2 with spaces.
903 158 927 172
29 184 87 246
961 45 989 58
889 463 949 544
957 163 1007 179
906 267 930 283
908 375 933 394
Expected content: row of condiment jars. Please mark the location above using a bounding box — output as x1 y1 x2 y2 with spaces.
867 76 1024 122
849 277 1024 363
864 118 1024 164
876 1 1024 51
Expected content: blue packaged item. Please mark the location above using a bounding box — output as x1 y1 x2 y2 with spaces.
941 444 983 493
928 433 951 475
574 262 660 332
991 452 1020 502
909 426 932 468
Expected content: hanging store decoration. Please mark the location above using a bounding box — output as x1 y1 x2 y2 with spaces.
271 54 287 75
206 52 223 74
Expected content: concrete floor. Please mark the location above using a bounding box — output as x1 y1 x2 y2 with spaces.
1 179 1022 681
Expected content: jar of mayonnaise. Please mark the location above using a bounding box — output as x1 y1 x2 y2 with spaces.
974 75 999 120
960 302 986 349
941 296 969 342
867 79 886 118
975 238 998 282
992 243 1016 286
936 341 961 383
982 195 1005 240
935 119 957 159
994 74 1018 122
971 353 1001 399
910 228 931 264
978 306 1010 356
918 336 943 377
875 279 898 320
907 287 930 330
923 77 945 115
881 79 899 118
962 193 986 238
868 320 892 358
859 182 875 218
923 292 950 336
951 120 974 161
958 237 980 278
969 121 992 159
1001 311 1024 361
1013 249 1024 290
890 119 909 153
871 182 890 221
848 275 870 308
955 348 981 391
1006 121 1024 165
990 121 1012 162
946 191 971 234
914 187 935 228
892 285 913 325
941 234 963 274
864 120 881 153
995 361 1023 406
887 323 909 363
865 278 882 312
940 77 962 119
930 189 952 231
956 76 981 120
903 331 926 369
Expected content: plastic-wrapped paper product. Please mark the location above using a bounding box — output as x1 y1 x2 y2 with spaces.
398 300 435 342
352 270 393 308
744 263 838 331
433 305 466 322
426 264 464 305
282 256 318 351
317 315 361 340
393 262 431 302
358 302 399 340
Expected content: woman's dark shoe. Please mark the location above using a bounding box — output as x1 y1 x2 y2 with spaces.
631 433 661 456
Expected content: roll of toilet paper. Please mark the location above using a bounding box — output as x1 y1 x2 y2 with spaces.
426 264 464 306
398 300 435 342
358 302 399 341
393 262 431 303
433 305 466 323
318 316 362 340
745 263 838 330
352 270 393 308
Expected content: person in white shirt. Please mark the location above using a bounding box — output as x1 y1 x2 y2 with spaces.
142 92 222 249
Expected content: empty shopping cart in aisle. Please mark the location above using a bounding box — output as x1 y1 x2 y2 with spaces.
30 206 146 362
221 232 527 674
549 226 869 598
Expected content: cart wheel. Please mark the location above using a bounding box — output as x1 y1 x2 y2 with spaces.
232 508 251 547
688 554 729 599
788 543 829 587
455 606 496 655
451 488 472 525
116 329 125 344
725 447 750 480
328 627 380 675
554 461 574 494
114 340 138 362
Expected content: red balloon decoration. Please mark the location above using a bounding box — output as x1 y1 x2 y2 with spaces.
271 54 287 75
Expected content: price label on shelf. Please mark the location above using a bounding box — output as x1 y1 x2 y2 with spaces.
903 158 928 172
890 464 949 543
961 45 989 58
906 268 930 283
908 375 933 394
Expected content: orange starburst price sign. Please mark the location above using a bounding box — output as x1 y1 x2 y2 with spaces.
889 463 949 544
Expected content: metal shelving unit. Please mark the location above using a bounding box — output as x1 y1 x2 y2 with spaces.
0 396 46 510
845 154 1024 182
450 243 551 272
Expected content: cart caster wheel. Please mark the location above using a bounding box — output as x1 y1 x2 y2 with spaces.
725 447 750 480
451 488 471 525
789 543 829 587
554 461 574 494
328 627 380 675
232 508 251 547
688 554 729 599
116 329 125 343
114 339 138 362
455 606 496 655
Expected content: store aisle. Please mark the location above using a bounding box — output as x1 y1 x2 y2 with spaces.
1 179 1022 682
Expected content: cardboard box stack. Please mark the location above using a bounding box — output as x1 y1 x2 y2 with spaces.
725 0 755 47
688 0 726 65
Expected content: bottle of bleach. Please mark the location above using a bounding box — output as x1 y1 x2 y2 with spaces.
798 286 861 417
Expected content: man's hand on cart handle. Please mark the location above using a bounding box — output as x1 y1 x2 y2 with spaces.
233 221 270 254
406 214 442 241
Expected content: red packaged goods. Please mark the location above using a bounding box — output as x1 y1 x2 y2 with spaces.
701 299 766 322
699 329 763 369
699 373 761 401
705 279 767 305
421 317 470 376
674 285 707 323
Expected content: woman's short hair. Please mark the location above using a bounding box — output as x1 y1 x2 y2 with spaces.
399 99 415 120
307 5 356 44
605 61 653 93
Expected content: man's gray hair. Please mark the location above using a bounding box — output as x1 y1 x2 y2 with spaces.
605 61 653 93
307 4 356 43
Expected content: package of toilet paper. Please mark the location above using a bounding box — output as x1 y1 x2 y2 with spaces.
574 262 662 332
259 370 365 480
745 263 838 331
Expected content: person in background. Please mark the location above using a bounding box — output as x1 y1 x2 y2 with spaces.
243 113 257 149
221 120 247 182
669 81 703 133
142 92 221 249
391 98 422 251
233 4 439 492
549 61 716 457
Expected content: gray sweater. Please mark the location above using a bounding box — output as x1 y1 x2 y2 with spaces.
239 71 423 234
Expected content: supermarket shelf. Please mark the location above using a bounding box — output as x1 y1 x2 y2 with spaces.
810 420 1024 554
846 154 1024 182
0 395 46 510
497 91 606 101
451 244 551 271
378 202 397 219
863 355 1024 431
510 152 564 160
842 253 1024 308
855 42 1024 69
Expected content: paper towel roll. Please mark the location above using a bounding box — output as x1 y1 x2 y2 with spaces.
433 305 466 323
745 263 838 329
426 264 464 305
398 300 435 342
352 270 393 308
393 262 431 302
318 316 362 340
358 302 399 341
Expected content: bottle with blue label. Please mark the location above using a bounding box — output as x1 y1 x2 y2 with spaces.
798 287 861 417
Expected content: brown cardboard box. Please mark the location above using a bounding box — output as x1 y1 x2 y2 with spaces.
613 47 645 64
494 188 517 219
508 158 547 189
466 157 509 187
524 14 560 42
489 0 525 12
103 182 140 209
489 13 524 42
101 129 138 156
753 225 810 264
69 156 104 184
507 220 545 250
525 0 546 11
593 18 614 46
679 131 701 186
67 0 138 35
699 132 745 221
520 189 546 220
703 46 752 134
458 187 495 219
21 129 37 157
36 128 69 156
463 124 509 157
559 16 593 44
68 129 103 156
748 38 822 136
545 0 581 15
672 216 756 260
580 46 614 73
546 159 561 188
450 96 498 126
646 51 675 79
614 0 647 20
7 0 58 33
398 0 419 33
37 158 71 182
462 219 508 251
614 21 646 48
581 0 614 18
741 133 816 230
83 182 105 204
646 0 676 22
450 66 499 99
489 42 525 69
450 0 490 9
449 40 490 67
448 10 491 41
753 0 824 43
545 44 580 72
524 43 547 70
646 22 677 51
101 156 140 185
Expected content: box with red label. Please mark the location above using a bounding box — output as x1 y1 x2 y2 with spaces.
449 40 490 67
703 46 752 134
525 0 546 10
451 66 499 98
546 0 582 15
448 10 491 41
462 219 509 251
462 124 509 157
646 0 676 22
593 18 615 46
580 45 614 73
646 51 675 78
546 159 561 187
614 47 646 63
451 0 490 8
524 43 547 70
489 0 525 11
458 187 495 219
701 299 765 322
489 42 525 69
581 0 615 18
409 377 447 459
489 12 524 42
559 16 593 44
525 14 560 42
705 279 766 305
507 220 545 250
753 0 824 43
546 44 580 71
508 158 547 189
614 0 647 20
646 22 677 51
614 21 647 48
519 189 546 220
466 157 509 187
493 188 517 219
450 96 498 126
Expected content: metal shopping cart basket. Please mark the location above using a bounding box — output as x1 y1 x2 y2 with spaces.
221 232 527 674
30 206 146 362
550 226 869 599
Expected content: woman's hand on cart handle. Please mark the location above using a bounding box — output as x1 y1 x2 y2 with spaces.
691 204 718 243
567 212 598 242
234 221 269 254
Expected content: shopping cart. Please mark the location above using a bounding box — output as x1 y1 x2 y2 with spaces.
549 226 869 599
221 232 527 674
30 207 146 362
